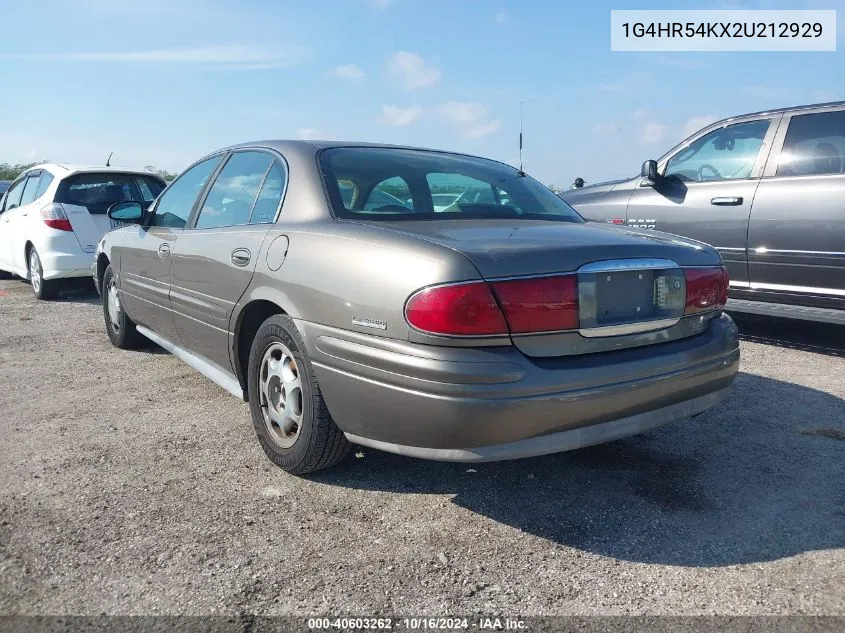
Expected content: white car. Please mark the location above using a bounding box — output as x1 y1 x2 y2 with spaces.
0 164 166 299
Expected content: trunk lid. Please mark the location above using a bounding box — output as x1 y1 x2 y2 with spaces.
365 219 724 357
61 203 114 253
370 219 721 277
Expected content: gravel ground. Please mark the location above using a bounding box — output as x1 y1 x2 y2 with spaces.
0 277 843 617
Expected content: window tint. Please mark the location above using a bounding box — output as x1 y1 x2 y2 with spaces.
777 110 845 177
56 173 166 214
195 152 273 229
152 155 223 228
322 148 583 222
35 172 54 198
19 174 43 206
363 177 412 211
664 119 770 182
249 160 286 224
2 177 26 211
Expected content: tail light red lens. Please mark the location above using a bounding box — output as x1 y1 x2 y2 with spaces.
40 203 73 232
405 281 508 336
684 266 729 314
491 275 578 333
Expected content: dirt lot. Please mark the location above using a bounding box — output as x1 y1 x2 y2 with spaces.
0 277 843 617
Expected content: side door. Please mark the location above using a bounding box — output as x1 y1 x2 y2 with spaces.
0 175 28 273
625 117 779 286
8 171 55 273
170 150 286 370
117 154 225 343
747 106 845 307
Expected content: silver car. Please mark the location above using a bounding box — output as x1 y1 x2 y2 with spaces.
95 141 739 474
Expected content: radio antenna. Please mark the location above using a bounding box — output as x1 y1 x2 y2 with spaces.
106 151 113 167
519 101 524 172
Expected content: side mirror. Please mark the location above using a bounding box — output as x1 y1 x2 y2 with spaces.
640 159 660 186
108 201 144 223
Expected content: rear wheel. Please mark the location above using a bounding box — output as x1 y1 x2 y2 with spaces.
102 264 144 349
28 248 60 300
247 314 351 474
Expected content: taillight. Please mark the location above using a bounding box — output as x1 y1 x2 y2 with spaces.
491 275 578 333
40 203 73 232
684 266 729 314
405 281 508 336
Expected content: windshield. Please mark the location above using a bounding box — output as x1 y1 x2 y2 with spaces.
320 147 584 223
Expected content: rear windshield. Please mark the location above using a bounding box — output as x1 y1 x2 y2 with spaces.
320 147 584 223
56 172 166 214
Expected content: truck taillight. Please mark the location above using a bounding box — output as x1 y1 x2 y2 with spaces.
684 266 729 314
40 203 73 232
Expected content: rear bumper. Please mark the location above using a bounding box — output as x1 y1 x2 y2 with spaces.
40 250 94 281
299 313 740 461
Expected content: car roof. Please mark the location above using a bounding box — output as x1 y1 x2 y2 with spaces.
212 139 519 171
709 100 845 126
24 163 160 178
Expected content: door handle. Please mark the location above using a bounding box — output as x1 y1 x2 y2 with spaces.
231 249 251 266
711 196 743 206
158 243 171 259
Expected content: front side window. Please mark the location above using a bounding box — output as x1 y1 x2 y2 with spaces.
56 173 166 214
664 119 771 182
152 155 223 228
195 151 274 229
321 147 583 223
1 177 26 211
776 110 845 177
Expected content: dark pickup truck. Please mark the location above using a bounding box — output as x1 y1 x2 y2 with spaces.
561 101 845 325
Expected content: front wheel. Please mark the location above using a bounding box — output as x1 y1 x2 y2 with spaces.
102 264 144 349
247 314 351 474
28 248 60 300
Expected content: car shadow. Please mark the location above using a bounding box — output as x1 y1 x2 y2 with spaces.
313 372 845 567
731 312 845 358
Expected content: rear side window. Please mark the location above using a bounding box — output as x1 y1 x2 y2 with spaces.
56 172 166 214
195 151 274 229
776 110 845 177
250 160 286 224
18 173 43 206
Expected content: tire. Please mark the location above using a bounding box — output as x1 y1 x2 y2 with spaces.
28 248 60 300
102 264 144 349
247 314 351 474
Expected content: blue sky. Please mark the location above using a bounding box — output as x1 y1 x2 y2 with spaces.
0 0 842 186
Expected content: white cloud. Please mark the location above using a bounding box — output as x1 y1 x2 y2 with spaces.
466 120 502 138
437 101 500 138
495 10 507 24
0 45 293 68
630 109 646 121
297 128 324 140
331 64 364 80
682 115 718 138
591 121 620 137
640 122 668 144
387 51 440 90
437 101 487 124
380 105 423 127
373 0 391 8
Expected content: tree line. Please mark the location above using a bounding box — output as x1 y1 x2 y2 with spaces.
0 162 177 182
